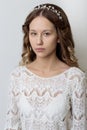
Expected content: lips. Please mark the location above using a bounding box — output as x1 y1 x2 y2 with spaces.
35 48 45 52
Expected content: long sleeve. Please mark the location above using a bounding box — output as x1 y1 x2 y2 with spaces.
71 73 86 130
4 72 21 130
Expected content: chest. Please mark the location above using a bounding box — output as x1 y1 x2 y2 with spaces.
16 77 71 120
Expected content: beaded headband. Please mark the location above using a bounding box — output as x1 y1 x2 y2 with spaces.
34 5 63 20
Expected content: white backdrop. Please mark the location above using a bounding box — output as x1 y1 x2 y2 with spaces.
0 0 87 129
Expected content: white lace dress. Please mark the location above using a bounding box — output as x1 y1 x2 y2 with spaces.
5 66 87 130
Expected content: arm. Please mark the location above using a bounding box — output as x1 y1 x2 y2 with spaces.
5 72 21 130
71 73 86 130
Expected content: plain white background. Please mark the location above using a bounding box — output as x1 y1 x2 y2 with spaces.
0 0 87 129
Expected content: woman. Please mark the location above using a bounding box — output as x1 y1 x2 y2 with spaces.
5 3 86 130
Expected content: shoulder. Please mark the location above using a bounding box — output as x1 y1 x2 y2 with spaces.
66 67 87 87
68 67 85 79
9 66 26 90
67 67 87 89
9 66 25 92
10 65 25 79
66 68 87 97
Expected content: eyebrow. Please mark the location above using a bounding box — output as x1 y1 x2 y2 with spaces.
29 29 52 32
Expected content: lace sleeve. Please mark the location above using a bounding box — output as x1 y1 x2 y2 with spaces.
70 72 86 130
5 72 21 130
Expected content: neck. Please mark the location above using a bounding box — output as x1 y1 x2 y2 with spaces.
34 56 61 72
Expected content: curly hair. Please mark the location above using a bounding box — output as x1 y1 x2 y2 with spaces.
20 3 78 67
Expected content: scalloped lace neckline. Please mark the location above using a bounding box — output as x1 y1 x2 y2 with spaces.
23 66 76 79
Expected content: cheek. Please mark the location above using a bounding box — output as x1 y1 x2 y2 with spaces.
47 38 58 47
49 35 58 43
45 42 57 52
29 36 35 46
29 36 32 42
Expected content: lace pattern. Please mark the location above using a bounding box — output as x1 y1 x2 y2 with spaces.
4 66 87 130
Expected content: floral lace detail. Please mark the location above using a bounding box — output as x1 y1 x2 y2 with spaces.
5 66 87 130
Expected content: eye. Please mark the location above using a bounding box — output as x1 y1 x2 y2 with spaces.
43 32 51 37
30 32 37 36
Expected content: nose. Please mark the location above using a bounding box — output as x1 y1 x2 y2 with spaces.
36 34 43 45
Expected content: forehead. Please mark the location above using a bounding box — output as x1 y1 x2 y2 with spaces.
29 16 55 30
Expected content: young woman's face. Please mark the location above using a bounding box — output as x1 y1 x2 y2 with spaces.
29 16 59 58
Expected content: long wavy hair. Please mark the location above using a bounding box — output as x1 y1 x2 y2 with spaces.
20 3 78 67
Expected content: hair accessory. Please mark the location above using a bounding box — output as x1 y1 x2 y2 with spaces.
34 5 62 20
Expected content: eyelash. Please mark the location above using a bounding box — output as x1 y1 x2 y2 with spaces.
30 32 37 36
30 32 51 36
44 32 50 36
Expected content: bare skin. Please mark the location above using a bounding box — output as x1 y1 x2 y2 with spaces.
26 59 70 78
26 16 70 78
